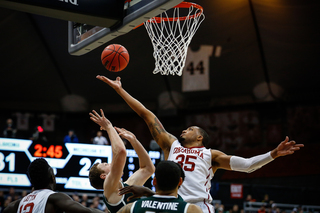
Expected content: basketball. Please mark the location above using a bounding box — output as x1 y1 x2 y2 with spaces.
101 44 129 72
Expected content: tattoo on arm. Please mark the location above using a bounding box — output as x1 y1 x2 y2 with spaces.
148 117 166 140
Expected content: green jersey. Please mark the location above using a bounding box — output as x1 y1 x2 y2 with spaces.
131 195 189 213
103 182 137 213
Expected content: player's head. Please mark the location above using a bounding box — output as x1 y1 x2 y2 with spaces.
176 162 185 182
27 158 56 190
89 162 111 189
153 161 184 192
179 126 209 147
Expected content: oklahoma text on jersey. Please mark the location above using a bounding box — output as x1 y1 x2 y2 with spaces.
173 147 204 159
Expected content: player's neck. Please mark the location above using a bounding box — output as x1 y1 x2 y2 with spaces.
155 190 178 197
182 141 203 148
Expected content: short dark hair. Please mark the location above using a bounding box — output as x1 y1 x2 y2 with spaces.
89 163 104 189
175 162 185 181
27 158 52 189
197 126 209 148
155 161 183 191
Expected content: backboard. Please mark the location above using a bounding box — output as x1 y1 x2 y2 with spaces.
0 0 126 28
68 0 183 56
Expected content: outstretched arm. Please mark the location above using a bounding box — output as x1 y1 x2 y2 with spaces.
89 109 127 199
213 136 304 173
115 127 155 186
97 75 176 159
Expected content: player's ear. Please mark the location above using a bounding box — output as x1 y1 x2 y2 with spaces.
178 177 183 186
197 134 203 141
153 177 157 187
100 173 107 179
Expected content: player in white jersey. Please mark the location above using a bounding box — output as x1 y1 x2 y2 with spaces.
167 140 213 207
3 158 104 213
96 75 304 213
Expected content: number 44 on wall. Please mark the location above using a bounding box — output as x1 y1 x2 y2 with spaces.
182 45 221 92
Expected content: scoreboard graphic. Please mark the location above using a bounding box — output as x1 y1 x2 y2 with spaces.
0 138 161 191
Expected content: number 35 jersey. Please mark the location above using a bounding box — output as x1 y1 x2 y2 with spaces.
18 189 55 213
167 140 213 204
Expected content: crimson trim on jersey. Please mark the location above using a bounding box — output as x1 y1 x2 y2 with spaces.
186 145 205 149
204 199 212 213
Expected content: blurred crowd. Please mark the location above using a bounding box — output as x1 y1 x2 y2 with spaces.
1 187 317 213
1 117 111 146
212 193 316 213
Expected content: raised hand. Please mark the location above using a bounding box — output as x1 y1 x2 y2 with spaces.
115 127 136 142
96 75 122 90
89 109 112 131
272 136 304 158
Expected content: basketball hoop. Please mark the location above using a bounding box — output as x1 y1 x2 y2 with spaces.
144 2 205 76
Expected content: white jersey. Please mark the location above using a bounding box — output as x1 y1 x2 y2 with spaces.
17 189 55 213
167 140 214 204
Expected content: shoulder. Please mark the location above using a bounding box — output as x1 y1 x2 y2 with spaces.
211 149 229 158
172 140 180 147
3 199 21 213
48 192 71 202
187 203 203 213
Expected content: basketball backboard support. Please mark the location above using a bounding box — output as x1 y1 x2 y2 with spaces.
68 0 183 56
0 0 125 28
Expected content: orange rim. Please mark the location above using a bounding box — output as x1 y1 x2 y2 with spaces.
148 2 203 23
133 2 203 28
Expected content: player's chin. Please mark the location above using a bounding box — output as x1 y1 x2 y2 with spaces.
178 136 185 143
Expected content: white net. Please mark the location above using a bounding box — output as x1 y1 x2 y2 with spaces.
144 2 205 76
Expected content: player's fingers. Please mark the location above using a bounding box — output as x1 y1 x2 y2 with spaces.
90 110 97 116
89 113 97 121
100 109 105 117
127 195 135 202
96 75 104 80
287 140 296 145
284 136 289 142
286 150 294 155
96 75 109 83
291 147 300 151
115 127 123 134
118 186 131 195
92 110 101 118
